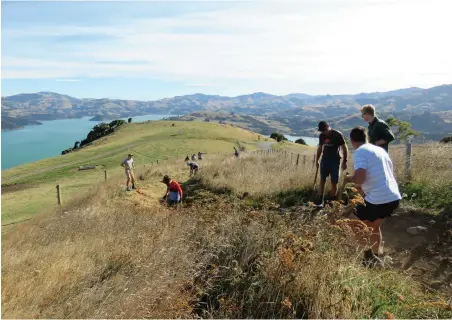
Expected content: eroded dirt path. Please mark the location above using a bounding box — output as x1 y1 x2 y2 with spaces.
382 208 452 294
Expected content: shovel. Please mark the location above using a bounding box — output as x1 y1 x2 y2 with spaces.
308 166 320 202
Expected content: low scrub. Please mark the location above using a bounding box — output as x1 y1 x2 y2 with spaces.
2 150 452 318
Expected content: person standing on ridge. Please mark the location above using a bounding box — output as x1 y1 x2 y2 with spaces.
360 104 395 152
198 152 203 160
161 175 183 206
121 153 136 191
345 127 401 267
191 154 196 161
316 121 348 201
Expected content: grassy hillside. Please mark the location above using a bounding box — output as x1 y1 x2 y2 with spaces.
2 144 452 318
2 121 289 227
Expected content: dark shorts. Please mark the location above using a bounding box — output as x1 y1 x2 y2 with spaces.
355 200 400 222
320 159 340 184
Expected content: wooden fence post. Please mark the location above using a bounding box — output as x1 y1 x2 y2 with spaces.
104 170 108 182
405 136 413 181
296 154 300 166
303 155 307 166
56 184 62 206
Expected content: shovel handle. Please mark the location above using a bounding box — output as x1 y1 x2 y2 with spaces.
313 166 319 188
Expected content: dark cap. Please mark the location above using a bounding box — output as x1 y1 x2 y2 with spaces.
318 121 329 132
128 153 133 157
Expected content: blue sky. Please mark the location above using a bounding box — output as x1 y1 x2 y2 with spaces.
1 0 451 100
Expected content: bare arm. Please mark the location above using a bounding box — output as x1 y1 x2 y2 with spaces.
316 145 323 164
341 143 348 163
346 168 366 184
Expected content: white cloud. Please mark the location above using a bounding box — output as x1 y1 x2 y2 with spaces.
186 83 220 87
56 79 82 82
2 0 452 94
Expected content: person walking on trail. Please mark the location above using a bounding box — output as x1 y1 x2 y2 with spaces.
345 127 401 267
191 154 196 161
184 155 190 162
198 152 203 160
187 161 199 176
360 104 395 152
121 153 136 191
316 121 348 201
161 175 183 206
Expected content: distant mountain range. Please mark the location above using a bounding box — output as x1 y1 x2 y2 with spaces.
2 85 452 137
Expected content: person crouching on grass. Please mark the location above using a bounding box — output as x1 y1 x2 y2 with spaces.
121 153 136 191
187 161 199 176
345 127 401 267
161 175 183 206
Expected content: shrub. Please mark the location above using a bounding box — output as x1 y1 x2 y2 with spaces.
295 138 307 145
270 132 288 142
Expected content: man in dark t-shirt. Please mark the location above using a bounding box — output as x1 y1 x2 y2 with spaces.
316 121 348 200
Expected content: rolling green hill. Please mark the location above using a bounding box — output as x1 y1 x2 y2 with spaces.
1 120 310 227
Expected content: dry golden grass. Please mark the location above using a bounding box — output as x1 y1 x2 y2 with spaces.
1 182 198 318
389 143 452 185
198 152 317 197
2 144 452 319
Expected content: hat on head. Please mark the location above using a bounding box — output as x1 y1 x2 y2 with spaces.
318 121 329 132
128 153 133 157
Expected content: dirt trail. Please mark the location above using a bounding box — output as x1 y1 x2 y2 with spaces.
382 208 452 294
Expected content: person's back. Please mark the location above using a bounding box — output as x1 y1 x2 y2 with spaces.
353 143 401 204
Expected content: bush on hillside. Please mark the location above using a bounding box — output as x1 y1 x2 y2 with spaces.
270 132 288 142
439 136 452 143
295 138 307 145
61 120 126 155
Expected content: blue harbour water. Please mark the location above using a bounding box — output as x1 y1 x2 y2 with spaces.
1 114 169 170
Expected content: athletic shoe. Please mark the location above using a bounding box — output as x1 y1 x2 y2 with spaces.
132 185 137 190
126 187 132 191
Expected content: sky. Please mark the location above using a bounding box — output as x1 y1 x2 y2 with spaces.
1 0 451 100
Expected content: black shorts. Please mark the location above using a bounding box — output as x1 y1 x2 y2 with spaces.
355 200 400 222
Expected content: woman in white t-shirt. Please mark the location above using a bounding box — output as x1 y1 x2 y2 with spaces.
346 127 402 267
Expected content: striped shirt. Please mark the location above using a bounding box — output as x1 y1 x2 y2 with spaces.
353 143 401 204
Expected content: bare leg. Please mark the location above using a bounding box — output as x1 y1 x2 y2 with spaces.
363 219 383 255
126 174 131 188
331 183 338 196
130 172 136 187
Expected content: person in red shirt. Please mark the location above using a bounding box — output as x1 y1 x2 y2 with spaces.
161 175 183 205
